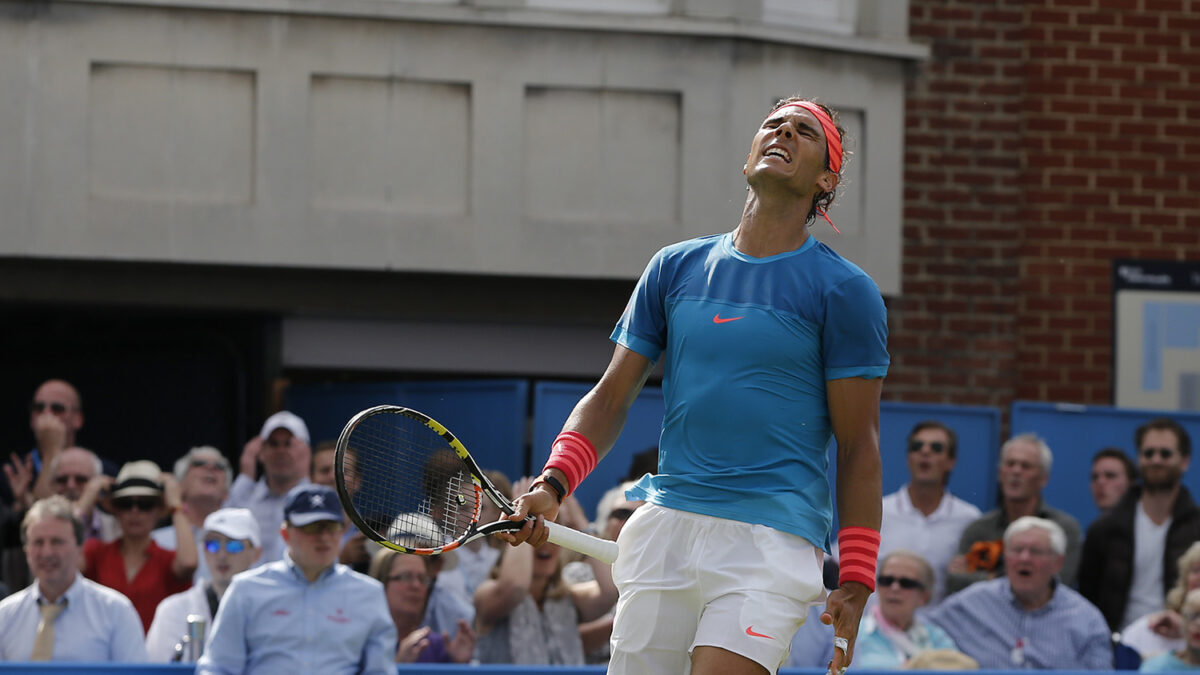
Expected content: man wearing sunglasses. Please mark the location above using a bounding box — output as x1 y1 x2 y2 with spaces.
877 421 981 604
199 484 396 675
146 508 261 662
152 446 234 584
1080 417 1200 633
1 379 86 510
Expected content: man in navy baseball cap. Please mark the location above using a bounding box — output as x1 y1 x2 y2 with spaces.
198 483 395 674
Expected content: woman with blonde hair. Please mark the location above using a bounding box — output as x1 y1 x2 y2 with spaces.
1123 541 1200 660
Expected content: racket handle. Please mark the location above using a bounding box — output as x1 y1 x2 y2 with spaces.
545 521 619 564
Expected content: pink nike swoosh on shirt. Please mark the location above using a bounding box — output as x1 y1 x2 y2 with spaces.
745 626 774 639
713 314 744 324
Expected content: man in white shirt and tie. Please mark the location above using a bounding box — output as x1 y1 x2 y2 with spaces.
0 495 146 662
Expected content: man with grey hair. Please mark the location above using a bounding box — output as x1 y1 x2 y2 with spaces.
927 516 1111 669
0 496 145 661
152 446 234 583
945 433 1082 595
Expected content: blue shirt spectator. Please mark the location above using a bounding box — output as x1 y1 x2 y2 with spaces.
927 516 1112 670
198 485 396 675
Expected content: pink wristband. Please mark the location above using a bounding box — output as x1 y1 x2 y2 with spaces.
837 526 881 591
543 431 598 496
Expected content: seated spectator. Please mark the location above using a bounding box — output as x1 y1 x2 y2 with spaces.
227 411 312 564
84 460 196 631
386 512 475 637
1090 447 1137 516
145 508 262 662
1123 541 1200 661
1141 588 1200 671
310 441 337 488
854 551 962 669
197 484 395 674
563 483 644 664
152 446 232 583
472 478 618 665
456 469 510 597
0 496 145 661
51 447 121 543
946 434 1082 595
927 516 1111 669
879 421 982 604
369 547 475 663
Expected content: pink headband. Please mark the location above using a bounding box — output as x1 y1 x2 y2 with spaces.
767 101 843 233
768 101 843 174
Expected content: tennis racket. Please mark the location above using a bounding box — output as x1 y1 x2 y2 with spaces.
334 405 619 564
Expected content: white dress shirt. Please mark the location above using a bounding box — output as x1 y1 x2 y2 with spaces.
879 485 982 603
146 583 214 662
0 572 147 662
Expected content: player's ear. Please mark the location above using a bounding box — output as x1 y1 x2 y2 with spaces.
818 170 839 193
280 525 290 544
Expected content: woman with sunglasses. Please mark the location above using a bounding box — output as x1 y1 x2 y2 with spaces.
852 551 963 669
83 460 197 632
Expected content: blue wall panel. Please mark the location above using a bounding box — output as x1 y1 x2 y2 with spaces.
1010 401 1200 529
284 380 529 480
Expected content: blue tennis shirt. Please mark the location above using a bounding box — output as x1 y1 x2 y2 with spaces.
614 232 889 551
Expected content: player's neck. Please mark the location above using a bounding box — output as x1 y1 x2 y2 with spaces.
734 187 813 257
906 482 945 516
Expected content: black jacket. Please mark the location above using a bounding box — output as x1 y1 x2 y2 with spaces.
1078 485 1200 632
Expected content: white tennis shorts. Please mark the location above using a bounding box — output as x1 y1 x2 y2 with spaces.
609 503 826 674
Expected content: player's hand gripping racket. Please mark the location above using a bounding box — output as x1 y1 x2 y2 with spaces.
334 405 618 564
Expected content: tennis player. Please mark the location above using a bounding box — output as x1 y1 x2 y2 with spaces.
503 96 889 675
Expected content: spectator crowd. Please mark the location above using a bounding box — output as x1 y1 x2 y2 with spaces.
2 377 1200 672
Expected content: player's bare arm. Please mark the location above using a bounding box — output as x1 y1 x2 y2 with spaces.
504 345 654 546
822 375 884 672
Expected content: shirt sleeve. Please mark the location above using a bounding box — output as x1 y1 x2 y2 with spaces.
197 580 247 675
610 249 668 363
111 597 150 662
225 474 256 508
360 588 399 674
821 273 889 381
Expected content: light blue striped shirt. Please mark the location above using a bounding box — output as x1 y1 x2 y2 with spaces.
196 554 396 675
927 577 1113 670
0 573 147 662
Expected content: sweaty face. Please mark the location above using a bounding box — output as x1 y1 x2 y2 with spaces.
25 516 81 593
1090 457 1130 510
745 106 833 196
999 442 1047 502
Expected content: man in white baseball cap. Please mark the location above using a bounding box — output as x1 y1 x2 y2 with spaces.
145 508 262 662
226 411 312 563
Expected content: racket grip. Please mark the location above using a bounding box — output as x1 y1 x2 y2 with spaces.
545 521 619 564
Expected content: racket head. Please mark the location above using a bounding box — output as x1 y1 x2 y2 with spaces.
335 405 496 556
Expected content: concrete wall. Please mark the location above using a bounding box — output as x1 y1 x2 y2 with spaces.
0 0 920 292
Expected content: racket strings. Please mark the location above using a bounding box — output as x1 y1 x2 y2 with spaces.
341 411 478 550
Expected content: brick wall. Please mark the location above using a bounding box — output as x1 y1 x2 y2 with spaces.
894 0 1200 410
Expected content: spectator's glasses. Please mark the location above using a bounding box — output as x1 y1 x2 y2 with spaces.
191 458 229 471
907 440 946 454
387 571 433 587
54 474 91 486
877 575 925 590
1141 447 1177 460
608 508 636 521
112 497 161 512
294 521 344 535
204 539 247 554
29 401 71 414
